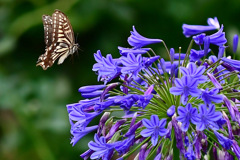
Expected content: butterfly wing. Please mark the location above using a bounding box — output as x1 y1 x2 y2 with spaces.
50 9 76 65
36 9 77 70
36 15 54 70
42 15 53 48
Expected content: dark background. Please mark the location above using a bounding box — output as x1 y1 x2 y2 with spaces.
1 0 240 159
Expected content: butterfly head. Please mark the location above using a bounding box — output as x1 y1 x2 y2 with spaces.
71 43 79 54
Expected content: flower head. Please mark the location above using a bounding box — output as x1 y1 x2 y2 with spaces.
67 18 240 159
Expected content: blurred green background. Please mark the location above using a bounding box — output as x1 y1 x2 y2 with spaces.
1 0 240 159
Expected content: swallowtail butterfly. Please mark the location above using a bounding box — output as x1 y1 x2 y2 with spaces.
36 9 78 70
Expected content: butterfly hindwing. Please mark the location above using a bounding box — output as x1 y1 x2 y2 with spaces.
36 9 78 70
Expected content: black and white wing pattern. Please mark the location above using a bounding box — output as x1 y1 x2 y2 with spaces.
36 9 78 70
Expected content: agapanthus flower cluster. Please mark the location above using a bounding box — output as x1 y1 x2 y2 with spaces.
67 17 240 159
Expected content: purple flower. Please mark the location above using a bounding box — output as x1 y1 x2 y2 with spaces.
97 112 110 136
184 144 196 160
232 140 240 158
80 149 94 160
189 49 210 62
100 83 119 101
193 26 227 46
68 106 101 128
195 104 222 131
120 53 143 79
132 85 154 109
94 100 115 112
128 26 162 48
121 53 159 79
172 116 185 154
165 121 172 140
140 115 168 146
223 96 236 121
199 88 223 105
143 56 160 68
182 17 220 37
92 50 121 83
221 57 240 71
118 46 150 56
115 135 135 155
193 33 206 45
170 76 201 105
154 153 162 160
208 25 227 46
233 34 239 53
204 36 210 56
170 48 175 62
174 53 186 60
180 62 207 84
176 103 198 132
71 125 98 146
214 131 233 150
125 121 142 137
106 119 126 139
218 46 226 59
88 134 117 160
222 111 234 139
139 143 149 160
160 58 167 73
167 105 175 117
78 84 106 93
81 90 104 99
112 95 135 111
207 73 223 90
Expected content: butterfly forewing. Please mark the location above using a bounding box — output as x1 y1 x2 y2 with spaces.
36 9 78 70
42 15 53 48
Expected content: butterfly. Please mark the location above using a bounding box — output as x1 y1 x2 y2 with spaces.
36 9 78 70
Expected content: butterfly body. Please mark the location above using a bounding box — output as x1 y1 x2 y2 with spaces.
37 9 78 70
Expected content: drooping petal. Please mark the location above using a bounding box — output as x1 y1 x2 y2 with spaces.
128 26 162 48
